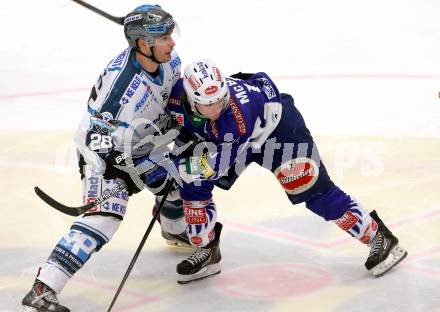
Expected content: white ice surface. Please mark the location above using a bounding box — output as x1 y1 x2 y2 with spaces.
1 1 439 311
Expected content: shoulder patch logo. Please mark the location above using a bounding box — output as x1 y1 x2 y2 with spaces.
258 77 276 100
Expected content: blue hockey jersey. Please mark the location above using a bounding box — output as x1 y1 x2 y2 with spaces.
168 72 283 200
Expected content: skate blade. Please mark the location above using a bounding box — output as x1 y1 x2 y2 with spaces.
177 262 221 284
165 240 194 249
372 244 408 277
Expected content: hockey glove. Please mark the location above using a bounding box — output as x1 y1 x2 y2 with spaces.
173 126 204 158
103 150 141 195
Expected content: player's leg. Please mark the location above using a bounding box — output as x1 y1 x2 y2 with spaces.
21 165 129 311
176 207 223 284
306 187 407 276
173 170 223 283
262 93 407 276
156 153 249 248
152 188 192 248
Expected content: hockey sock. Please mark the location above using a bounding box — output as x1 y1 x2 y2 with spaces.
306 186 378 243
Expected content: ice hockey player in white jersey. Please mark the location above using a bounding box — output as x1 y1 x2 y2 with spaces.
21 5 187 312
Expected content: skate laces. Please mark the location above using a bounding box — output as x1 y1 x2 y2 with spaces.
368 231 383 256
187 248 211 265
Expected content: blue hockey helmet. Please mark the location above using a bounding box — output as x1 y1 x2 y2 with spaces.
124 5 175 48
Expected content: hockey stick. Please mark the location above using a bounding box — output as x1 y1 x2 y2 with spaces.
107 179 174 312
34 153 171 216
72 0 125 25
34 182 126 217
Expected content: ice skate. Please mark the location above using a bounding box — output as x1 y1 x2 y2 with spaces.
21 280 70 312
365 210 408 277
161 229 193 248
177 222 222 284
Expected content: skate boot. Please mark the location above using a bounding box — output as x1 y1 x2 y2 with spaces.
365 210 408 277
21 280 70 312
161 229 193 248
176 222 222 284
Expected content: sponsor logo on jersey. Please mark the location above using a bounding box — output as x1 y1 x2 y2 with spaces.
205 85 218 95
168 97 181 106
184 207 207 225
174 113 184 126
210 121 219 140
258 77 276 99
85 176 99 211
170 56 181 70
134 84 152 112
274 158 319 195
110 202 126 214
120 74 142 105
229 98 247 135
335 211 359 231
161 90 169 102
110 49 129 69
143 111 169 130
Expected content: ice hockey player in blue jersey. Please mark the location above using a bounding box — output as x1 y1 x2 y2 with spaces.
167 59 408 284
21 5 187 312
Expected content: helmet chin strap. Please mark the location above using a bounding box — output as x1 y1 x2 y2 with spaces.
134 44 162 65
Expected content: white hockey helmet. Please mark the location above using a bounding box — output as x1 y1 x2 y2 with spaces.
183 59 230 117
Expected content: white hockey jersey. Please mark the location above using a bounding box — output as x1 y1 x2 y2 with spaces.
74 48 181 172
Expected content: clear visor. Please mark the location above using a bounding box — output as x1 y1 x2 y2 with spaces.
151 21 181 47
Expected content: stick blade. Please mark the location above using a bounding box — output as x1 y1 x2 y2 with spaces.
34 186 94 216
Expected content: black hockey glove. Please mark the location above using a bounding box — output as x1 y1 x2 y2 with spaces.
103 150 141 195
104 150 178 196
173 126 204 158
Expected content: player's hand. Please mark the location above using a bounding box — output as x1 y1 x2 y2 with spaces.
103 150 133 181
173 127 203 158
103 151 142 195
